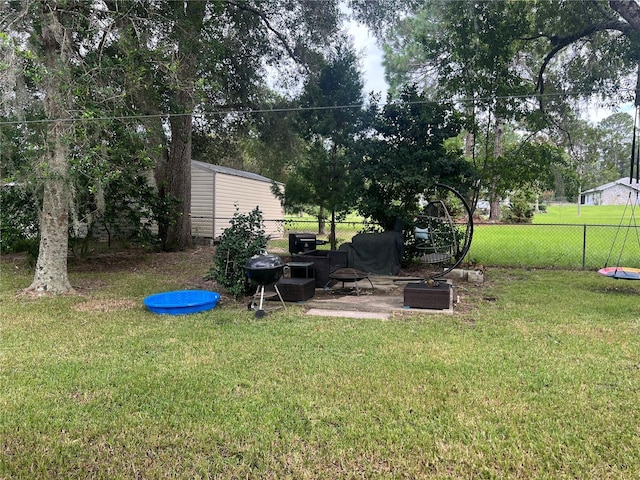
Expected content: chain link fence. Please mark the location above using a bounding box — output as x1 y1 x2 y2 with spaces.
252 218 639 271
468 223 639 270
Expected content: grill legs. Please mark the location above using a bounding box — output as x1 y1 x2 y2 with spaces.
248 283 286 318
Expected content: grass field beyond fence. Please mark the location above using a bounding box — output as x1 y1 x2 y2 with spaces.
269 205 640 271
471 204 640 270
534 203 634 225
467 223 639 270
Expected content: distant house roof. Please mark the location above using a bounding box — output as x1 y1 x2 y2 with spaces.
192 160 281 185
582 177 640 194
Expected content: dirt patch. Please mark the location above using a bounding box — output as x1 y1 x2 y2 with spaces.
73 278 110 293
67 246 215 274
65 245 217 288
72 298 139 313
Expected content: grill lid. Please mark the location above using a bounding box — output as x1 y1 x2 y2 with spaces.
244 254 285 270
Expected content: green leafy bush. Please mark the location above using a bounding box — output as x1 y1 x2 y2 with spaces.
502 192 535 224
208 207 268 298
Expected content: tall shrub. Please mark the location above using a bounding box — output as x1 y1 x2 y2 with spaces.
208 207 268 298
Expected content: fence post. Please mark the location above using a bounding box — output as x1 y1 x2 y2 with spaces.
582 224 587 270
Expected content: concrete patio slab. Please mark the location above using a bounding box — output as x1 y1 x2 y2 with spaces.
277 274 457 317
305 308 391 319
300 291 454 316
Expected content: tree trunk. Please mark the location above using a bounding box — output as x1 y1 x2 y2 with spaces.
489 197 501 222
609 1 640 34
25 7 74 295
155 0 206 251
464 131 474 158
162 109 193 251
489 119 504 221
318 207 326 235
330 208 337 251
27 132 74 295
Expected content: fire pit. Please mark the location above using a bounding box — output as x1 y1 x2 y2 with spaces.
328 268 374 296
244 254 286 317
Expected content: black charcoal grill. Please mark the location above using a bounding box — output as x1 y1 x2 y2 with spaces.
244 254 286 317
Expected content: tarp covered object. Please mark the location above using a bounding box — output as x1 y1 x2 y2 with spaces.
339 231 403 275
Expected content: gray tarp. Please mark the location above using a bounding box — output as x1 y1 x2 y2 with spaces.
339 231 403 275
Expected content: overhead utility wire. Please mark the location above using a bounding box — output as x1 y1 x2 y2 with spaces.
0 89 635 126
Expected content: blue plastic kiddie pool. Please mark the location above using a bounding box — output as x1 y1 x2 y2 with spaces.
144 290 221 315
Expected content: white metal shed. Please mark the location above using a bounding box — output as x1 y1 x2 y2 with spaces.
190 160 285 240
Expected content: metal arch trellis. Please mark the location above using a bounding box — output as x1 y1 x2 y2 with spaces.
414 183 474 279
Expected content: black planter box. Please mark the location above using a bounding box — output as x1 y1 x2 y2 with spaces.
276 278 316 302
291 250 348 288
404 282 452 310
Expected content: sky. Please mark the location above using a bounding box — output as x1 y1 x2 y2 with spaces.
346 22 389 97
587 102 635 124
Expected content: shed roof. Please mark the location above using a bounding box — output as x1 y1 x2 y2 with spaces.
192 160 282 185
582 177 640 194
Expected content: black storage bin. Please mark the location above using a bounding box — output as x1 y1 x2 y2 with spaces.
404 282 452 310
276 278 316 301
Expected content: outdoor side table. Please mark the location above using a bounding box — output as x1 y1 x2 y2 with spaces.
278 261 316 302
287 261 315 280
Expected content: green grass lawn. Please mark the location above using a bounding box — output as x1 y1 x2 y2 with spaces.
535 203 636 225
468 204 640 270
467 223 640 269
283 203 637 229
1 249 639 478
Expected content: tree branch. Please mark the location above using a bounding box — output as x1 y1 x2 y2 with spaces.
609 0 640 34
0 0 31 31
224 0 301 65
535 18 631 107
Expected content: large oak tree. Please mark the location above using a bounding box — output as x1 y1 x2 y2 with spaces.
1 0 399 295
